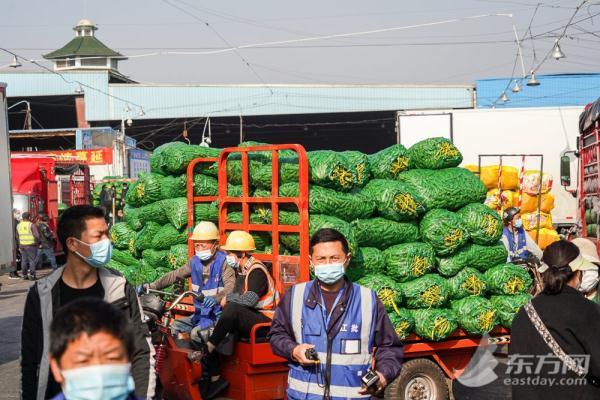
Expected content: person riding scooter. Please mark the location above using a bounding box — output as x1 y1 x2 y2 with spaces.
139 221 236 345
501 207 543 262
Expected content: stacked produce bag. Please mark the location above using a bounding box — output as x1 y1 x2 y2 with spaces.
466 164 559 249
108 138 532 341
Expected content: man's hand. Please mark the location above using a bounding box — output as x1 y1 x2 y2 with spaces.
136 283 149 295
220 296 227 308
358 371 387 396
292 344 317 366
202 296 217 308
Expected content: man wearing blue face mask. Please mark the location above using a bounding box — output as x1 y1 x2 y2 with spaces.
21 205 155 400
140 221 236 344
501 207 543 263
268 228 403 400
49 297 140 400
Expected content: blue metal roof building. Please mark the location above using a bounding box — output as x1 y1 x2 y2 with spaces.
476 73 600 109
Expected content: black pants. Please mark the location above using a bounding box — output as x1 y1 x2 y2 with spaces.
209 302 270 346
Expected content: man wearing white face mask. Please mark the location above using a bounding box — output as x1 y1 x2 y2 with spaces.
268 228 403 400
501 207 543 262
21 205 155 400
572 238 600 301
49 297 140 400
140 221 235 344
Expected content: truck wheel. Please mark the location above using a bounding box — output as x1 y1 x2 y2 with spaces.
385 358 449 400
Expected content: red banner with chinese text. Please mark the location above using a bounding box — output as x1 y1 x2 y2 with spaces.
11 148 113 165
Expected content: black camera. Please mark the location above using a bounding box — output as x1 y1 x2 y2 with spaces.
361 369 380 389
305 347 319 362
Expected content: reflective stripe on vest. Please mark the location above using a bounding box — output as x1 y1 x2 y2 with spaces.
288 281 375 400
503 226 531 261
191 250 226 329
17 221 35 245
243 262 279 318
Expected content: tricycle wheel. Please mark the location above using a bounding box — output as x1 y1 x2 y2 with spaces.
385 358 449 400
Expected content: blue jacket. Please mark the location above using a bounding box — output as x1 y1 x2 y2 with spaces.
51 393 141 400
503 226 532 261
190 250 227 330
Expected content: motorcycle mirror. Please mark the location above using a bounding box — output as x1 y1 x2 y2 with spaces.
560 155 571 187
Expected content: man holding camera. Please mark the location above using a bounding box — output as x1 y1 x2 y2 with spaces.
268 228 403 399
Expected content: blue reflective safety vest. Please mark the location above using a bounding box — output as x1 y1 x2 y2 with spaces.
190 250 227 330
503 226 531 261
287 280 376 400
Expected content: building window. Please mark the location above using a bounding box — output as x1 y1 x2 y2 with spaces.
66 58 76 67
81 58 107 67
56 60 66 68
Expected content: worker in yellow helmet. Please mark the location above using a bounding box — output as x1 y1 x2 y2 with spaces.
139 221 236 345
200 230 280 400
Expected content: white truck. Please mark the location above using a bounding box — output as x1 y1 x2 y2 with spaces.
397 106 581 230
0 82 15 272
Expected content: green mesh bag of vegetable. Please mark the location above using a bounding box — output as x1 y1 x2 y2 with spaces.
161 174 187 199
388 308 415 340
249 160 299 190
125 180 143 207
420 209 470 256
142 249 170 269
279 213 358 254
168 244 189 269
437 243 508 276
383 243 436 283
151 224 188 250
193 174 218 196
111 248 139 267
411 308 458 341
448 267 487 299
342 150 371 187
457 203 503 245
399 168 487 211
361 179 426 222
92 184 103 206
149 142 171 175
306 150 357 192
490 294 532 328
110 223 136 250
134 222 162 253
352 218 419 250
369 144 411 179
280 183 375 222
401 274 450 308
107 259 129 277
451 297 497 335
133 173 164 206
484 264 533 295
356 274 402 313
158 142 221 175
137 201 169 225
348 247 386 280
236 141 298 162
194 203 219 223
408 137 463 170
124 206 144 231
162 198 188 229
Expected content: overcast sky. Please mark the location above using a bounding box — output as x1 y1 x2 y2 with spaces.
2 0 599 85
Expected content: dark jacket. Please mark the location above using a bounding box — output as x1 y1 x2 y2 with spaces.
21 267 156 400
510 286 600 400
36 222 55 249
268 277 403 384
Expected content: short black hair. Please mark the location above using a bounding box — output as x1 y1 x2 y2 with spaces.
542 240 580 294
40 214 49 222
57 205 105 252
309 228 349 254
50 297 134 363
22 212 31 221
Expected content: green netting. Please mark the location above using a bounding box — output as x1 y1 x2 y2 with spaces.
280 183 375 222
484 264 533 295
142 249 170 269
123 206 144 231
194 174 219 196
399 168 487 211
490 294 532 328
162 198 188 229
437 243 508 276
194 203 219 223
361 179 426 222
154 142 221 175
151 224 188 250
277 213 357 254
401 274 450 308
92 183 103 206
107 259 129 278
411 308 458 341
150 143 170 175
168 244 189 269
408 137 463 170
134 222 162 253
225 212 272 250
451 297 497 335
110 223 135 250
137 201 169 225
383 243 436 283
111 248 139 267
341 150 371 187
161 174 187 199
369 144 411 179
249 160 299 190
420 209 469 256
307 150 357 192
356 274 402 313
125 180 142 207
132 173 164 206
348 247 386 280
238 141 298 161
457 203 503 245
352 218 419 249
448 267 487 299
388 309 415 340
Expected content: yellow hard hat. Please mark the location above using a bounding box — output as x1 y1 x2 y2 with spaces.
221 230 255 251
190 221 219 241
